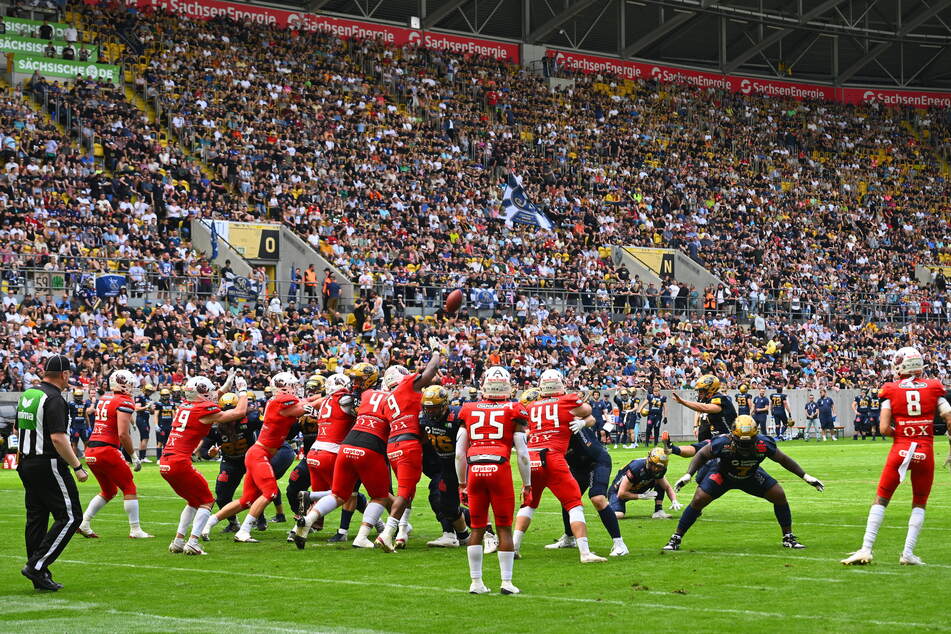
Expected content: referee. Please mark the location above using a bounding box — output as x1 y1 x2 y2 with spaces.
16 355 88 592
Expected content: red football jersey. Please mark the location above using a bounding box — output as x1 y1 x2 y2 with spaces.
387 373 423 437
352 389 393 441
880 378 947 448
258 393 301 449
458 399 528 459
527 393 582 454
316 391 356 446
89 393 136 446
163 400 220 458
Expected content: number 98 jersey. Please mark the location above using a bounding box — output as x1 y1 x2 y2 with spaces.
879 378 949 448
458 400 528 460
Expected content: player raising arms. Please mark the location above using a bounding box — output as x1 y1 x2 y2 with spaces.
376 341 443 552
455 367 532 595
162 375 248 555
662 415 823 551
842 347 951 566
78 370 153 540
513 369 606 563
292 363 392 549
205 372 321 543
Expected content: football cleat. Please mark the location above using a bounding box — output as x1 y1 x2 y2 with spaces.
352 535 375 549
661 431 673 453
544 534 576 550
609 542 629 557
513 551 522 560
662 534 682 551
255 518 268 532
270 514 287 524
900 553 925 566
782 533 806 549
200 531 211 542
483 531 499 554
77 524 99 539
128 528 154 539
292 533 308 550
469 580 491 595
395 523 413 549
652 510 672 520
234 531 260 544
375 533 397 553
841 548 873 565
286 530 296 543
297 491 311 517
140 457 152 463
580 552 607 563
500 581 521 595
183 542 207 556
168 539 185 554
222 522 239 534
427 532 460 548
327 532 347 543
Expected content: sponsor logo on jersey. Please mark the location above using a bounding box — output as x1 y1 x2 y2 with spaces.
471 464 499 474
342 447 365 458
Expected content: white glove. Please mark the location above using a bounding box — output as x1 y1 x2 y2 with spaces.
132 456 142 472
220 369 236 393
803 473 824 492
303 404 317 417
569 418 586 434
428 336 446 354
669 500 683 511
639 489 658 500
602 422 615 434
674 473 692 492
234 376 248 394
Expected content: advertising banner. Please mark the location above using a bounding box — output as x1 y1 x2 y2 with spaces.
839 87 951 108
0 34 97 60
13 54 119 83
3 17 71 40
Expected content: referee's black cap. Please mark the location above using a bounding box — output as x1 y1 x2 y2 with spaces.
44 355 73 372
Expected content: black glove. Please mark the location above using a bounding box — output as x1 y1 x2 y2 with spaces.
662 417 668 426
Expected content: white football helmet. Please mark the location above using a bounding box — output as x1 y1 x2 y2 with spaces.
893 347 924 377
538 369 566 397
481 366 513 400
109 369 138 395
184 376 216 402
382 365 410 391
325 373 352 396
270 372 299 395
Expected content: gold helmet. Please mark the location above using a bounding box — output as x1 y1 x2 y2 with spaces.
143 384 155 393
694 374 721 399
731 415 759 450
422 385 450 415
160 388 171 397
218 392 239 410
306 374 326 396
171 385 182 394
347 362 380 390
519 387 541 405
465 386 479 400
618 387 629 397
738 384 749 394
647 447 669 472
72 388 84 398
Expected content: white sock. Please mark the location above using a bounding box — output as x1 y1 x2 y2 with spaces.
316 494 339 517
903 507 925 556
576 536 591 556
123 499 140 529
83 494 108 523
498 550 514 582
862 504 887 551
383 515 399 537
177 506 197 537
309 490 332 502
240 514 257 534
467 545 484 580
205 515 220 532
612 537 625 549
191 507 212 539
304 509 320 530
356 523 372 540
363 502 385 527
398 507 412 529
512 529 524 552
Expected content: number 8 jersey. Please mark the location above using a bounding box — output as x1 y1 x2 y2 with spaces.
879 378 949 448
458 400 528 460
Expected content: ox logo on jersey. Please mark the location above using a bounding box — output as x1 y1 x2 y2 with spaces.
343 447 365 458
471 464 498 474
898 449 927 462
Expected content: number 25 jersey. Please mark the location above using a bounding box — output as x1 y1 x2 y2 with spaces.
458 400 528 460
879 378 948 448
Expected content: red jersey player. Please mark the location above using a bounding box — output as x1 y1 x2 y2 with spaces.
161 375 248 555
205 372 321 543
293 363 393 550
376 345 443 552
455 366 531 595
842 347 951 566
512 369 606 563
78 369 153 540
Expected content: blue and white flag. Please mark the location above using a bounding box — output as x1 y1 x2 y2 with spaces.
95 274 127 298
501 174 553 230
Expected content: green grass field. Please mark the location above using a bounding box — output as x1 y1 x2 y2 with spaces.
2 440 950 633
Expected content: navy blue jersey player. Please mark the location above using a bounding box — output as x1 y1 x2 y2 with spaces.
662 415 825 551
607 447 681 521
68 388 91 456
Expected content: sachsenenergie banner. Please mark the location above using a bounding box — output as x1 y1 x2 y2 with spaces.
13 54 120 84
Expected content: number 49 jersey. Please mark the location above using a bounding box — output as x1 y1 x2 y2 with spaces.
527 393 582 454
879 378 949 447
458 400 528 460
163 401 220 458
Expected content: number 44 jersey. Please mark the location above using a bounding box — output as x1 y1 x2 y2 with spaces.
527 394 583 454
879 378 949 448
457 400 528 460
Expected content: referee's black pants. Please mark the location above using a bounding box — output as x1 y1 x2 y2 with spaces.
18 458 82 574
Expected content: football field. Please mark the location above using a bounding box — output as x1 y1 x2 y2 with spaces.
1 440 949 633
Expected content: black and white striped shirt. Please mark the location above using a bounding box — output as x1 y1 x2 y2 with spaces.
16 381 68 459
